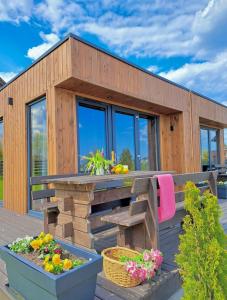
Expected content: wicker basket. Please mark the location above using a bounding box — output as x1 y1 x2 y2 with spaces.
101 247 142 288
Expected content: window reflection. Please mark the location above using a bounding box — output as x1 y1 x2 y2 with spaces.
115 112 135 170
30 99 47 211
201 128 209 170
78 104 107 171
224 129 227 164
210 130 218 166
139 118 149 170
200 127 219 171
0 120 3 201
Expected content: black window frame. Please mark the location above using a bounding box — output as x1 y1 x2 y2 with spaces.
76 96 160 172
27 97 48 213
200 126 220 171
0 117 3 204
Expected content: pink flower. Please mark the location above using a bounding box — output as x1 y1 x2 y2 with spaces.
143 251 151 262
138 268 147 281
151 250 163 269
148 269 155 279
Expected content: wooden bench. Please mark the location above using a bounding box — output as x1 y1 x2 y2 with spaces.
30 174 76 233
102 171 218 251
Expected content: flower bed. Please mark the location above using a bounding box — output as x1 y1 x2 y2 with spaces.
8 232 86 275
0 232 103 300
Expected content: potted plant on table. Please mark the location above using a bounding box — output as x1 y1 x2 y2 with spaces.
0 232 102 300
102 247 163 287
83 150 129 176
83 150 113 175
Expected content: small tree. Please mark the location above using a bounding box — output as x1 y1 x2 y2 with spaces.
176 182 227 300
119 149 134 170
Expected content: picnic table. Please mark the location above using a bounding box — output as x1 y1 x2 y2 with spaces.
43 171 174 250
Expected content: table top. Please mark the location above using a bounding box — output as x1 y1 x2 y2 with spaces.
43 170 174 185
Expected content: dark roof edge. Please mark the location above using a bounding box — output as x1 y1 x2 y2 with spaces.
1 32 226 109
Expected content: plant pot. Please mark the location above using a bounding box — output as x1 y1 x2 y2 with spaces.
217 185 227 199
102 247 142 288
0 239 103 300
95 168 104 175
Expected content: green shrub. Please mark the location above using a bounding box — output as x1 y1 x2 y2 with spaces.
176 182 227 300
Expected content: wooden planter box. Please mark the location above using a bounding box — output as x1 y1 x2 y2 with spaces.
0 240 102 300
217 184 227 199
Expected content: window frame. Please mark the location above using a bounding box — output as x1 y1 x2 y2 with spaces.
0 117 3 205
76 96 159 172
27 97 48 213
200 126 220 170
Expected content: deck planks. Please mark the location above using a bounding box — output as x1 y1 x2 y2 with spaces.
0 199 227 299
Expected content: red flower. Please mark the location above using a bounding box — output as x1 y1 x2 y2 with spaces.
54 248 62 255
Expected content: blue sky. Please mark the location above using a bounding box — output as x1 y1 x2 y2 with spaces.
0 0 227 105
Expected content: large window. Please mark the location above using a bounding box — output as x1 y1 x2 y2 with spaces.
0 119 3 201
114 112 136 170
224 129 227 164
200 127 219 171
77 98 158 172
28 99 47 211
78 104 107 171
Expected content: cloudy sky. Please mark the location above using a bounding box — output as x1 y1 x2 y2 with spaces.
0 0 227 105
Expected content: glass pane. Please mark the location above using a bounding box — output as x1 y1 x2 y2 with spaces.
200 129 209 171
30 100 47 210
0 120 3 201
224 129 227 164
210 130 218 166
115 112 135 170
78 104 107 171
139 118 149 170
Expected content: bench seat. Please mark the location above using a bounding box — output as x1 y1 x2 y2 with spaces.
102 201 184 227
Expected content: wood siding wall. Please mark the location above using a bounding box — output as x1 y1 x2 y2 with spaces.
0 41 71 213
0 36 227 213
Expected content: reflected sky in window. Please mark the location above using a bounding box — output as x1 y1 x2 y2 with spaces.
78 105 107 167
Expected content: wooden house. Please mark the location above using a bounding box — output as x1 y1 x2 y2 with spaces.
0 33 227 214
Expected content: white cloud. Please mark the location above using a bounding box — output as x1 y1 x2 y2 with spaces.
147 65 159 73
35 0 87 34
159 51 227 102
26 32 60 60
192 0 227 59
0 0 33 23
0 72 17 83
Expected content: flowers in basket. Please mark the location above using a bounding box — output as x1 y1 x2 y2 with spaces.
120 249 163 282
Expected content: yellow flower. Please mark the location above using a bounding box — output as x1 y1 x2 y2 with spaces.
38 239 43 247
38 231 45 239
43 255 50 265
44 263 54 273
43 233 53 244
52 254 61 265
63 259 73 270
30 239 41 250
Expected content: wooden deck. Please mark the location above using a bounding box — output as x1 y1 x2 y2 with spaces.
1 199 227 299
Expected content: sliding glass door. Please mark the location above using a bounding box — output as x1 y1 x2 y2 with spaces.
78 103 108 172
200 127 219 171
77 97 159 172
114 111 136 170
28 98 47 211
0 119 3 202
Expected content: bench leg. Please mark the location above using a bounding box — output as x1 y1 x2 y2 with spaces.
117 224 148 251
